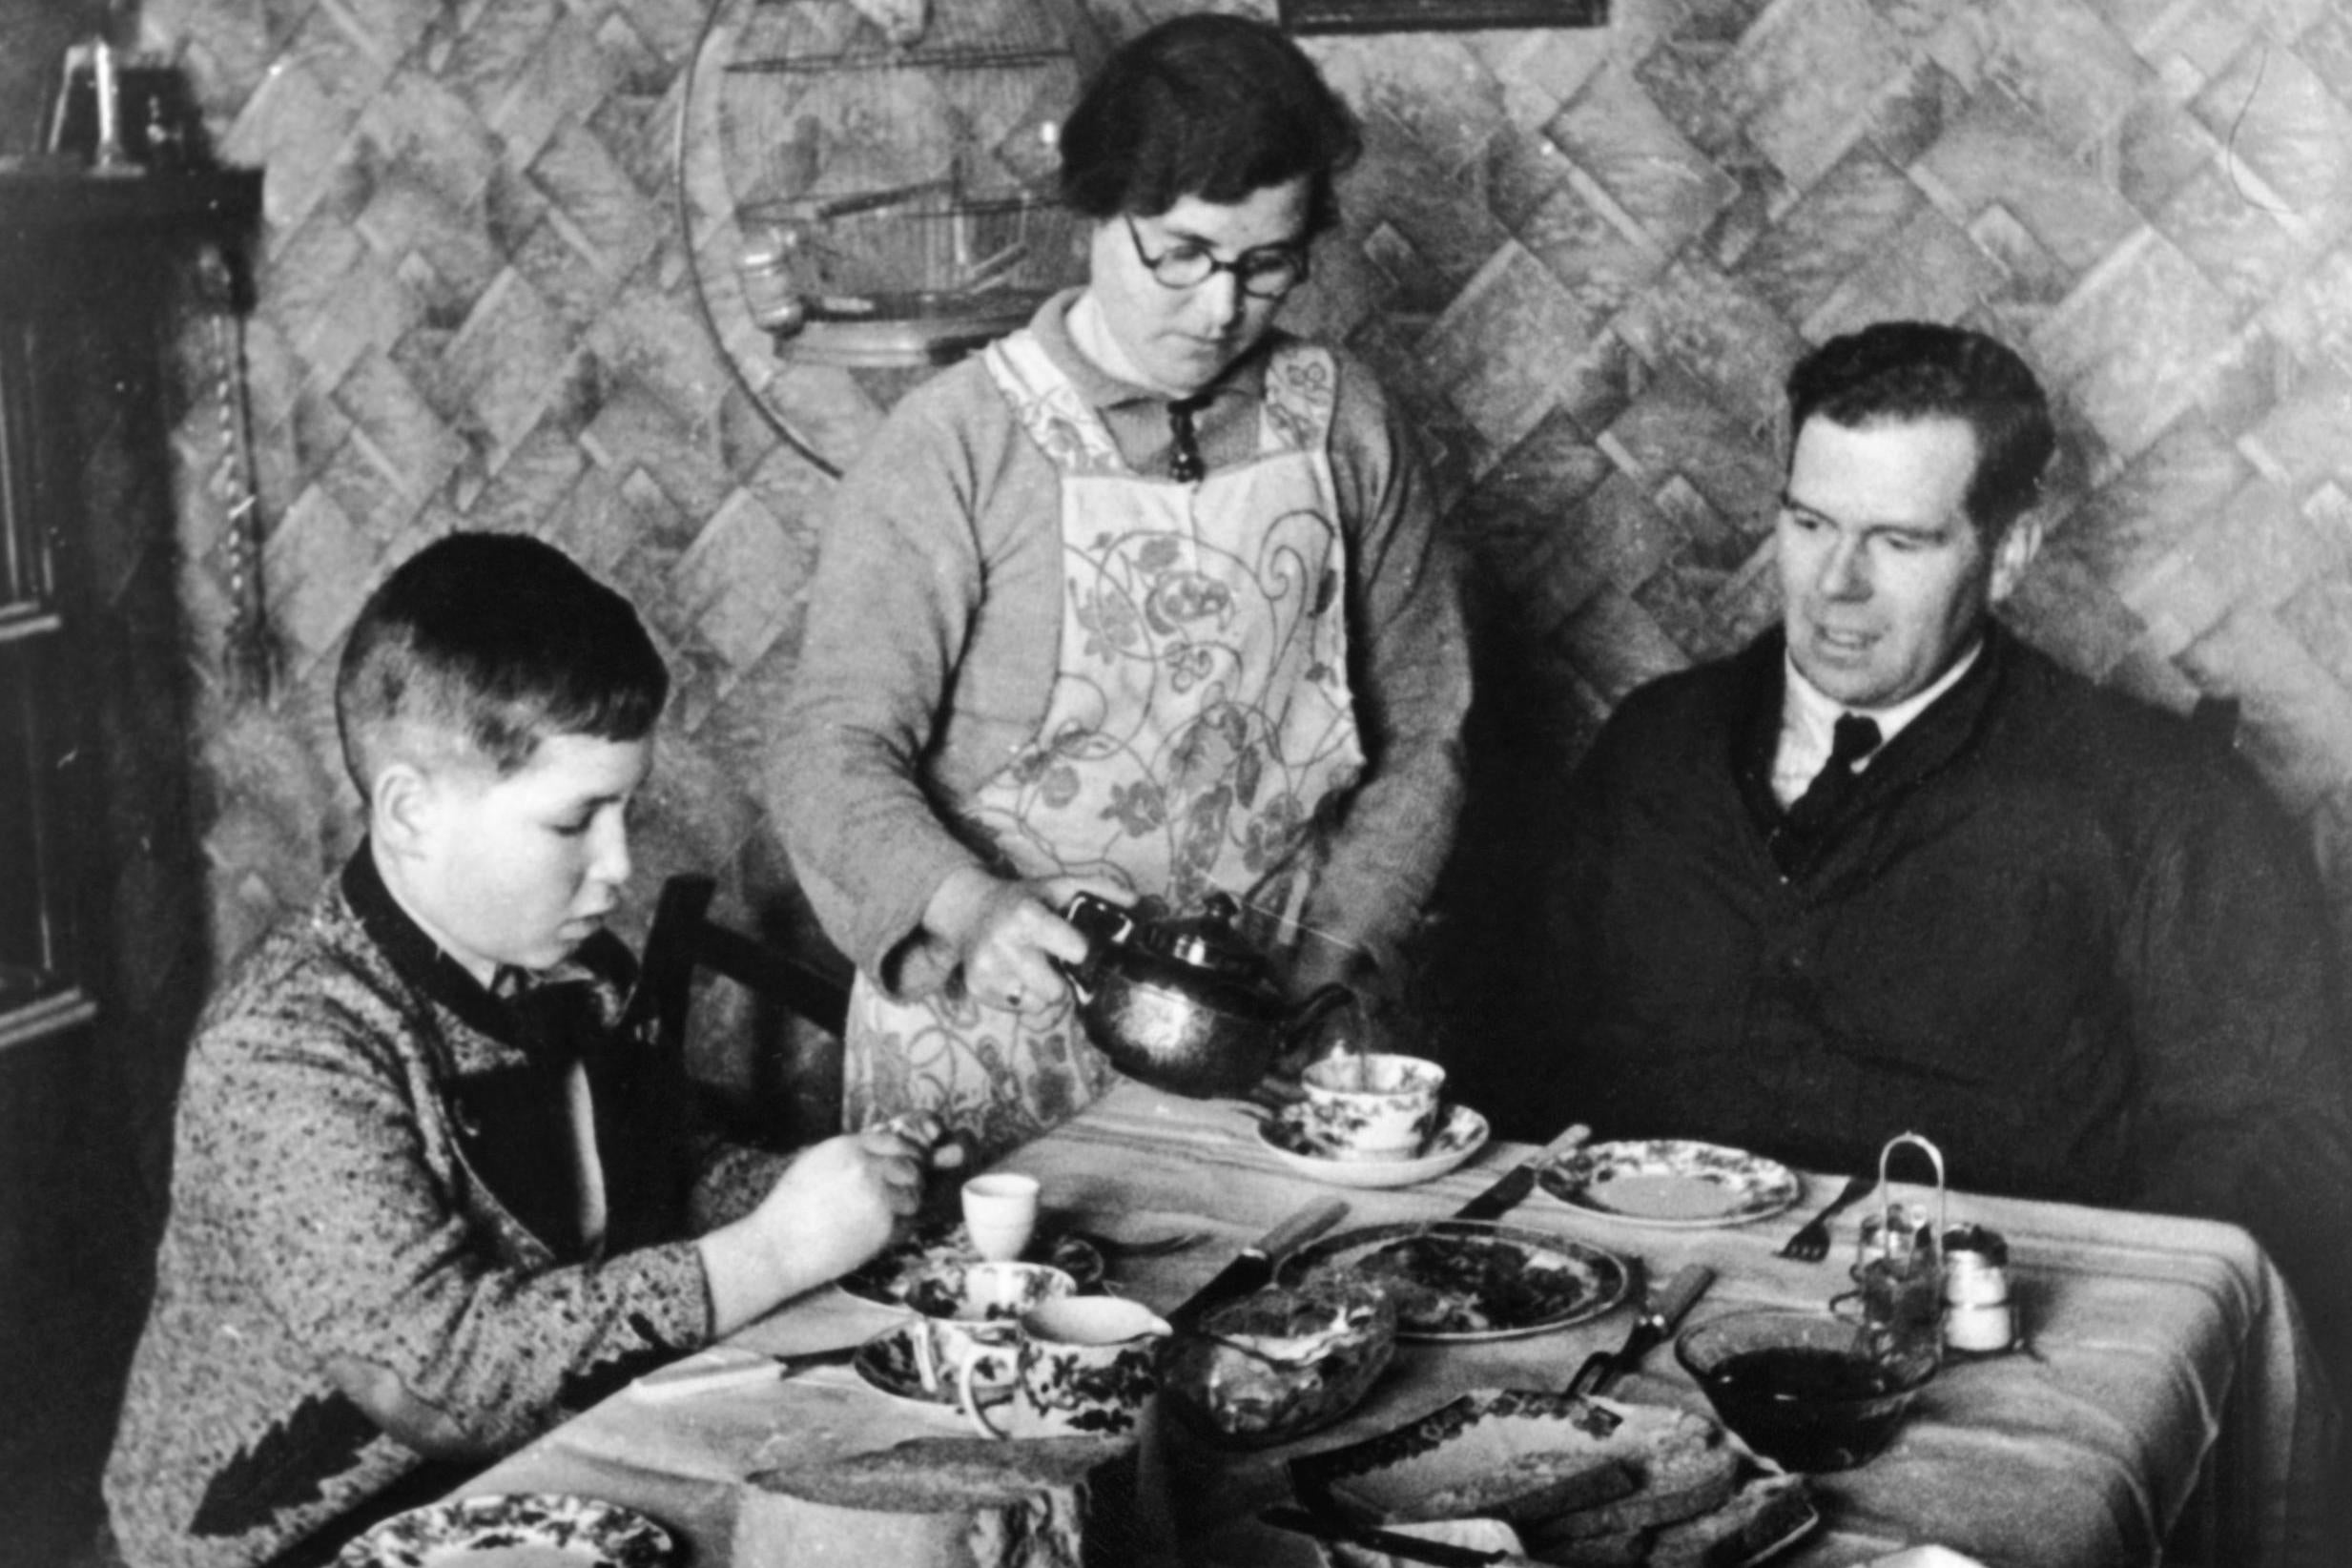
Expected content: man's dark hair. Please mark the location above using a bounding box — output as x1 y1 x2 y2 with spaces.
336 532 668 795
1058 13 1362 237
1786 321 2055 539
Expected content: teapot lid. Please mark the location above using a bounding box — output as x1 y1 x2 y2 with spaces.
1132 892 1267 980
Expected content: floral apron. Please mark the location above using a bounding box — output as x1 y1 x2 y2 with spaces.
843 331 1366 1160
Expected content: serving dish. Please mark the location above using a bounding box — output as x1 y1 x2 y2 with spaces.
1257 1104 1490 1189
338 1493 674 1567
837 1216 1104 1310
1160 1275 1396 1448
1537 1139 1801 1228
1272 1220 1630 1342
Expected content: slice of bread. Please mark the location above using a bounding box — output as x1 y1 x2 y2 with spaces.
1402 1454 1638 1525
1518 1423 1741 1543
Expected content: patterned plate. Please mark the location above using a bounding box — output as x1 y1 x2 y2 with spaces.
338 1493 675 1567
837 1217 1104 1310
1537 1139 1801 1228
1272 1221 1631 1343
1258 1104 1491 1189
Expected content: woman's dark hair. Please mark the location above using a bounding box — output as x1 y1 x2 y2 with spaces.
1786 321 2056 540
1058 13 1362 237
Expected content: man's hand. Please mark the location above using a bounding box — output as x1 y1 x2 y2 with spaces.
924 866 1129 1014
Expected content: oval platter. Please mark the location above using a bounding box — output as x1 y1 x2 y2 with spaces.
1536 1139 1801 1229
1272 1220 1631 1343
339 1494 675 1568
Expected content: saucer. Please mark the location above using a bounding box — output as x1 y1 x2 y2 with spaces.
1257 1103 1490 1189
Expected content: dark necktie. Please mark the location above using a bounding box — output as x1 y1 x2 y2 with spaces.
1166 394 1208 483
1773 712 1883 873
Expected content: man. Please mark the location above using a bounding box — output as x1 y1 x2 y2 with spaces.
1539 320 2352 1393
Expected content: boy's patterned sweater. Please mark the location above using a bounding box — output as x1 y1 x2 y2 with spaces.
102 849 788 1566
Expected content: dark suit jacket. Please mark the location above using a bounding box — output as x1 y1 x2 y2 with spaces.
1540 625 2352 1387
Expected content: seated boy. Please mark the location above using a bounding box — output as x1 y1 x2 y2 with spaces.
101 533 940 1568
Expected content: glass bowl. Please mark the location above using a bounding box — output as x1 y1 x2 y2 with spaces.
1158 1273 1396 1449
1674 1308 1936 1472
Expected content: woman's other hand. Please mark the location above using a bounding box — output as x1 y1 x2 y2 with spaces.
924 866 1129 1014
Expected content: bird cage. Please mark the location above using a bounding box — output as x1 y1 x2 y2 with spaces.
718 0 1100 368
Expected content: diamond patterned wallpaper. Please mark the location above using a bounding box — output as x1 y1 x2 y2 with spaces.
111 0 2352 1119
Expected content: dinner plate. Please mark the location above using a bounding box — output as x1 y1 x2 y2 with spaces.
1537 1139 1801 1228
837 1217 1104 1310
337 1493 675 1567
850 1322 1013 1408
1271 1221 1631 1342
1258 1104 1491 1189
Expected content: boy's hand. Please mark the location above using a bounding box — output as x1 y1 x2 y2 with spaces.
697 1119 942 1332
761 1125 930 1274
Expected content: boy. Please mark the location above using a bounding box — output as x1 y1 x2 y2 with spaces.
102 533 938 1567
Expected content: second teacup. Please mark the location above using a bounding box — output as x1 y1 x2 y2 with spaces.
958 1294 1170 1440
909 1260 1079 1397
1297 1052 1446 1162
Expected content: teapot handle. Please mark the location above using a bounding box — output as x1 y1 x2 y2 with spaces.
1054 892 1133 1001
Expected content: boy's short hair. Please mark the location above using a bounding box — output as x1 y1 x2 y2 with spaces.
1785 320 2055 541
1057 12 1362 239
335 532 668 797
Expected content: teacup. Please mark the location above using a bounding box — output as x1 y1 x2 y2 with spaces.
908 1260 1079 1398
956 1295 1171 1439
961 1171 1042 1263
1296 1052 1447 1162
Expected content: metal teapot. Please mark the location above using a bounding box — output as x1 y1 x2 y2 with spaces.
1059 891 1356 1099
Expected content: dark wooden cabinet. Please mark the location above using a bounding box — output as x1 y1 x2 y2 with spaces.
0 161 261 1552
0 166 257 1055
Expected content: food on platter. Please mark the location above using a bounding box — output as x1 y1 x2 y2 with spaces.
1350 1231 1597 1337
1275 1222 1629 1342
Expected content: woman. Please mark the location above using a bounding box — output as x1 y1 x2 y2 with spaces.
774 13 1470 1163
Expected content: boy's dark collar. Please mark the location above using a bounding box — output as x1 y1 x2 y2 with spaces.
342 842 517 1042
341 843 639 1051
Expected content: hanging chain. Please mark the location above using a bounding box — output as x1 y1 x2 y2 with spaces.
195 241 277 701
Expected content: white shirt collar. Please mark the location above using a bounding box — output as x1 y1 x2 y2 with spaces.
1771 638 1983 806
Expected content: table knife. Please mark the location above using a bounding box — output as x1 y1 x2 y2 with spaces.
1260 1506 1520 1567
1454 1123 1591 1223
1565 1262 1715 1398
1169 1195 1349 1327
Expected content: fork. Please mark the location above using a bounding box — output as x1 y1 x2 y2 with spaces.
1778 1172 1877 1262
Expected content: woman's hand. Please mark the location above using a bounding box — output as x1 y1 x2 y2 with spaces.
924 867 1129 1014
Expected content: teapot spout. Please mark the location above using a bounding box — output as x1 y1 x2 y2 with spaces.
1278 983 1362 1059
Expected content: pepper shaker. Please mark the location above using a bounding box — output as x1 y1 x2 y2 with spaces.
1942 1223 2016 1352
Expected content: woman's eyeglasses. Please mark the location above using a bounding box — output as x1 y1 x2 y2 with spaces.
1124 217 1310 300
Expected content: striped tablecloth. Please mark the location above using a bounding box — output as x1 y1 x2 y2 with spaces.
451 1081 2342 1568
